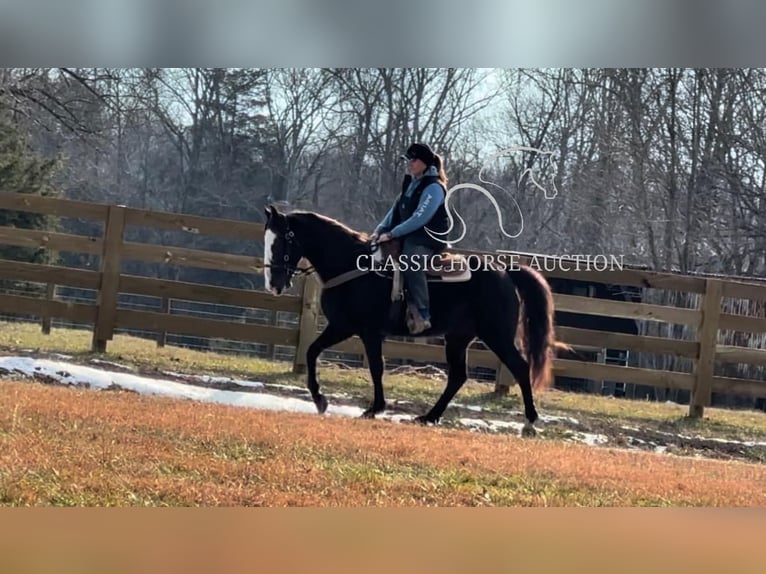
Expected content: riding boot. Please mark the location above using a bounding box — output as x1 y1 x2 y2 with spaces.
406 302 431 335
401 239 434 335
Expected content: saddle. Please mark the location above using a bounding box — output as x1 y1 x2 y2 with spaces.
375 239 472 304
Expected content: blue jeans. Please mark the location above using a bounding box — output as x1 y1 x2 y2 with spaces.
401 238 437 319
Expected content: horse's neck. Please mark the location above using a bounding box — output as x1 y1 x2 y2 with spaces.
297 217 365 281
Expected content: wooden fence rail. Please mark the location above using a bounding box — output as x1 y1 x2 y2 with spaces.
1 192 766 417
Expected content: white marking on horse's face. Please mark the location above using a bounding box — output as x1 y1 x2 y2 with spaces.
264 229 277 294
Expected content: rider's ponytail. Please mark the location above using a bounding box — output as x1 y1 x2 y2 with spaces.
433 153 448 187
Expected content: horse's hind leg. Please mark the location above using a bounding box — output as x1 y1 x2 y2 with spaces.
415 332 474 424
307 323 353 414
479 328 538 437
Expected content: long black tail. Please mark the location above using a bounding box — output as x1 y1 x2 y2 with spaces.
507 265 567 390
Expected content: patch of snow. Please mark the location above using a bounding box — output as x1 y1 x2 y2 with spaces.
486 419 528 433
161 370 265 389
567 431 609 446
451 407 579 427
0 357 436 426
462 405 484 413
458 418 491 431
0 357 356 417
699 436 766 449
653 427 766 448
89 359 136 371
538 413 580 425
457 418 527 434
262 382 308 392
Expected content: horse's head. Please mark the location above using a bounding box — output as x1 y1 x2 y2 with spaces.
263 204 303 295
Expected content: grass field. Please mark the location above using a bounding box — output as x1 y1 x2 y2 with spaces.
1 322 764 440
0 321 765 506
1 380 764 506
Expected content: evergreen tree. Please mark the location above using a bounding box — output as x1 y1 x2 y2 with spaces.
0 118 60 293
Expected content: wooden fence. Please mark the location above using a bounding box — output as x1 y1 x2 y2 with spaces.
1 192 766 418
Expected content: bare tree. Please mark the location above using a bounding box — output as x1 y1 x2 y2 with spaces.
319 68 498 228
263 68 337 207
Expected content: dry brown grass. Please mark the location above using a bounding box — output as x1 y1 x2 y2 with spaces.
2 321 765 444
1 380 764 506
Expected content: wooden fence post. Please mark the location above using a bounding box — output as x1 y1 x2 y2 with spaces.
293 274 320 374
493 363 515 395
689 278 723 418
91 205 127 353
156 297 170 347
41 282 56 334
589 349 606 394
264 308 279 360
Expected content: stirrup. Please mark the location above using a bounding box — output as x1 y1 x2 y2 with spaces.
392 268 404 302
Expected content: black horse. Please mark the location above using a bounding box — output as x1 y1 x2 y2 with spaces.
263 205 565 436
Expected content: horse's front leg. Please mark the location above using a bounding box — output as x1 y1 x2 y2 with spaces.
359 330 386 418
306 323 353 414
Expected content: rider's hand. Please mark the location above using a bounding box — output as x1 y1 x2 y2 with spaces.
378 232 393 243
369 232 379 242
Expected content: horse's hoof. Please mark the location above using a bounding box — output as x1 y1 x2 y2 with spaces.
359 402 385 419
313 394 328 414
521 422 537 438
414 415 437 426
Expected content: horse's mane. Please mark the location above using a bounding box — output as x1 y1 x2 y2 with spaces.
288 210 369 245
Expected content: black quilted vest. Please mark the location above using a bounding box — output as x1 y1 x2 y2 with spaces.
389 174 449 249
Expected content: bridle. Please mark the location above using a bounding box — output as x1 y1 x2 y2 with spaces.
263 218 383 289
263 221 315 279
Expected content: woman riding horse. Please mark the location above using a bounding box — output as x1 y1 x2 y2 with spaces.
262 193 566 436
370 142 450 335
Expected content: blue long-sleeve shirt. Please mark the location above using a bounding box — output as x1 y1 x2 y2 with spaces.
375 167 444 238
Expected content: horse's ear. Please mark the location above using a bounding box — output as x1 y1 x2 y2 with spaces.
264 205 272 220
